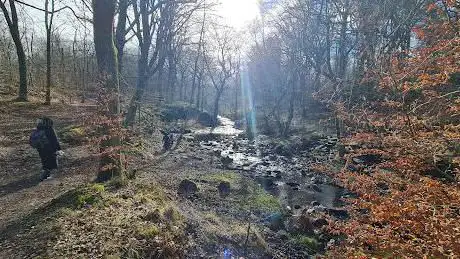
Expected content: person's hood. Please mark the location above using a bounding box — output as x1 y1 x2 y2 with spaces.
36 117 53 129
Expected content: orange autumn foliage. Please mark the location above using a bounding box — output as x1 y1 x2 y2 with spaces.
325 1 460 258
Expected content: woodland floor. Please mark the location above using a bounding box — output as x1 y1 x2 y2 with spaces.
0 100 97 258
0 99 324 258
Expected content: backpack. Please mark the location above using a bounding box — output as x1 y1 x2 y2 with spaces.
30 129 49 149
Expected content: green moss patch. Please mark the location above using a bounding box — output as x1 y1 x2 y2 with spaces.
292 234 320 252
59 125 87 144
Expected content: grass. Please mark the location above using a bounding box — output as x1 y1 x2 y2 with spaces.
252 189 281 212
52 181 188 258
198 172 281 213
163 206 183 223
137 224 160 238
238 180 281 213
75 184 107 208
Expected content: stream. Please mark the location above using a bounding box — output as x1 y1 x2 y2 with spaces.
192 116 347 216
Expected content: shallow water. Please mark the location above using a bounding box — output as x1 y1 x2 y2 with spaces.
195 116 345 211
194 116 243 136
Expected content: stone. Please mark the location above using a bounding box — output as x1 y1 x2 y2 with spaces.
178 179 198 197
311 201 320 206
286 182 300 188
313 218 328 228
268 212 284 231
218 181 231 197
285 215 314 234
212 148 221 156
221 156 234 167
326 239 336 249
310 184 322 192
260 178 275 189
352 154 382 165
305 208 315 214
261 160 271 166
311 176 322 184
327 208 349 219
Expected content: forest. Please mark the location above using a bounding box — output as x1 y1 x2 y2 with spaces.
0 0 458 258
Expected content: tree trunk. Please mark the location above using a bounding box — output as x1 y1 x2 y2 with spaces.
92 0 122 182
125 55 149 125
115 0 129 74
0 0 28 101
167 54 177 103
45 0 54 105
190 4 206 104
45 29 51 105
15 36 27 101
213 89 223 126
125 0 151 126
283 73 297 137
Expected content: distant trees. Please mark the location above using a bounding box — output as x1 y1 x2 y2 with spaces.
0 0 28 101
204 26 238 124
246 0 429 136
247 0 459 256
124 0 202 125
125 0 174 125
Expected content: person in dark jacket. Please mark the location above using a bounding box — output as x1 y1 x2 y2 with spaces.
34 117 63 180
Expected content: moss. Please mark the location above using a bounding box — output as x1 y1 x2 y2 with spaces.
90 183 105 193
134 183 168 206
59 207 76 217
75 184 106 208
237 180 281 213
252 190 281 212
293 235 319 251
59 125 86 144
76 193 99 208
70 127 85 136
137 224 160 238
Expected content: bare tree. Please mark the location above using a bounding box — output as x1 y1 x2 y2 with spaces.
125 0 200 125
45 0 55 105
204 27 238 124
0 0 28 101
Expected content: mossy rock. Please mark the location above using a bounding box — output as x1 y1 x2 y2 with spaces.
59 125 86 144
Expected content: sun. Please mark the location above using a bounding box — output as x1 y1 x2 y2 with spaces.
218 0 260 29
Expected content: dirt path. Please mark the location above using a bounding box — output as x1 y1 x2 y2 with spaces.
0 101 97 257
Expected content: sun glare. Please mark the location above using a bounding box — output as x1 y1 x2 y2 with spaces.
218 0 260 29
